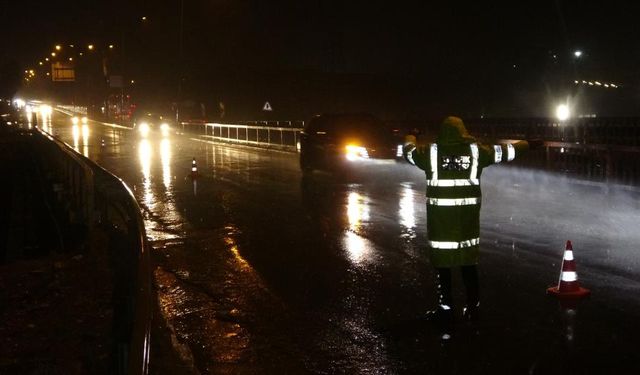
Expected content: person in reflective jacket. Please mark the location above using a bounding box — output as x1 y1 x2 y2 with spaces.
404 116 535 330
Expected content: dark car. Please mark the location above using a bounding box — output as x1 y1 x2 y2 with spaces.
133 112 174 137
299 113 403 174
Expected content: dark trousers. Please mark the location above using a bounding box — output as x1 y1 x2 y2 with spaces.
435 265 479 307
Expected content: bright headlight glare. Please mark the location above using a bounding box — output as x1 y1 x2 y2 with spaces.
556 104 570 121
81 116 88 124
345 145 369 161
72 116 79 125
139 122 150 136
39 105 52 115
160 123 170 136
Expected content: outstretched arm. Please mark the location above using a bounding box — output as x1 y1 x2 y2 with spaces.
403 135 430 171
480 140 531 166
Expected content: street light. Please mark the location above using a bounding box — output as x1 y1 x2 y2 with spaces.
556 104 570 121
574 50 583 58
55 45 62 51
88 44 94 50
51 52 56 57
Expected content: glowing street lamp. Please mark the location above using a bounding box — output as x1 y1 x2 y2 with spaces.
55 44 61 51
556 104 570 121
574 50 583 58
88 44 94 50
51 52 56 57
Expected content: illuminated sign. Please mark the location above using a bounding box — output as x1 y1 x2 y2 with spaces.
51 62 75 82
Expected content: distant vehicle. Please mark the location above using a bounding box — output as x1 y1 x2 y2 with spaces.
299 113 403 174
71 115 88 126
133 112 173 138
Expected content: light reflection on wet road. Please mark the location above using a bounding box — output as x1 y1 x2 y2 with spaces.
47 112 640 374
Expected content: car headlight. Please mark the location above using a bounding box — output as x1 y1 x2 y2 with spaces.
72 116 79 125
81 116 88 124
139 122 150 137
345 145 369 161
39 105 52 116
160 123 170 135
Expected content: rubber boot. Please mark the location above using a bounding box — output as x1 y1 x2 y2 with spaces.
461 265 480 322
425 268 454 339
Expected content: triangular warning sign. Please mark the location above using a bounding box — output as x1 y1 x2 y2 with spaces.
263 101 272 111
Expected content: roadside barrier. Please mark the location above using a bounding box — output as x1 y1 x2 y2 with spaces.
181 117 640 185
56 104 88 116
182 121 304 152
34 127 152 375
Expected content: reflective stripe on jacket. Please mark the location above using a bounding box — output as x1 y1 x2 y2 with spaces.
406 140 528 267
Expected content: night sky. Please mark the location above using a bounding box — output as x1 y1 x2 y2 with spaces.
2 1 640 119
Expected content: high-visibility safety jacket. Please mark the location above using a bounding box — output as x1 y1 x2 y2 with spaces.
404 116 529 267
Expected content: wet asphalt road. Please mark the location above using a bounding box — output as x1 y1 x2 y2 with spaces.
44 113 640 374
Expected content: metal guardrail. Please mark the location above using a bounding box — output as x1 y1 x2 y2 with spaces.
36 129 95 230
239 120 305 128
182 121 304 151
34 128 151 375
462 117 640 149
184 117 640 185
56 104 88 116
462 117 640 186
89 158 152 375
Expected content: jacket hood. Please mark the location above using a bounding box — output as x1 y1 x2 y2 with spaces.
436 116 476 144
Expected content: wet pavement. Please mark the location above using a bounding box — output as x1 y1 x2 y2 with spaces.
43 112 640 374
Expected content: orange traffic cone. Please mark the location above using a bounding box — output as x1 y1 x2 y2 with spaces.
547 240 590 299
191 158 199 180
